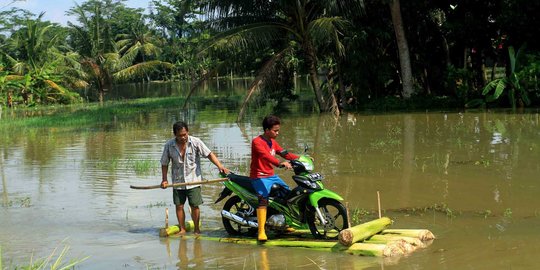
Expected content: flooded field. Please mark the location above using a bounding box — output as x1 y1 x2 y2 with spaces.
1 106 540 269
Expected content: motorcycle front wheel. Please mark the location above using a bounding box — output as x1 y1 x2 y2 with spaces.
306 198 349 239
222 195 257 236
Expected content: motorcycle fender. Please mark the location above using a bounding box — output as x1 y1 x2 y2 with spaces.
214 187 232 204
309 189 344 207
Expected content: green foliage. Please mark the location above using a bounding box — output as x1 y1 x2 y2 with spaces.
0 245 88 270
3 0 540 110
350 208 373 226
145 201 168 208
127 157 157 175
503 208 513 218
478 209 492 219
446 65 475 103
467 46 539 109
0 15 83 106
2 196 31 208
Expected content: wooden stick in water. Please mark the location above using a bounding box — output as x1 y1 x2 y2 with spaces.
165 208 169 228
377 191 382 219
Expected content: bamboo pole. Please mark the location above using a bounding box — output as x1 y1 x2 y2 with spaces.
377 191 382 218
338 217 393 246
165 208 169 228
337 242 406 257
213 236 405 257
380 229 435 241
165 229 420 257
365 234 424 248
130 178 228 190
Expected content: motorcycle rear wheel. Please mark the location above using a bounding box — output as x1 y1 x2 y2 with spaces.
222 195 257 236
307 198 349 239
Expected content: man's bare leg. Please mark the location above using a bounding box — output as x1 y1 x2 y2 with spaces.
176 204 187 234
191 206 201 234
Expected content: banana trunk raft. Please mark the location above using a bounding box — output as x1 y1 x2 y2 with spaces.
160 217 435 257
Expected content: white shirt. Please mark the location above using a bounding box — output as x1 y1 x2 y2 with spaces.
160 136 211 189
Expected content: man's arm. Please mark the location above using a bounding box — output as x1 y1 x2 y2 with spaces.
207 152 230 174
161 165 169 188
274 141 299 161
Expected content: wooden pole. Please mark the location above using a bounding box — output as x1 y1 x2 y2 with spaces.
381 229 436 241
165 208 169 228
345 202 351 228
130 177 228 190
377 191 381 219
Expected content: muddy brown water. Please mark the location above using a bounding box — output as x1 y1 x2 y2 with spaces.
1 108 540 269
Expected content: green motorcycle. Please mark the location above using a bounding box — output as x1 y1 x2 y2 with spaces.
215 155 349 239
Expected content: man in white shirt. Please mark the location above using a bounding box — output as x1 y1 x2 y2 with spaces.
160 121 229 235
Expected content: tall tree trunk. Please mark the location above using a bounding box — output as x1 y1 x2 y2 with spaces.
389 0 414 98
7 91 13 108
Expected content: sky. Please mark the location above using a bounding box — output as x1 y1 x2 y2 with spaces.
2 0 150 25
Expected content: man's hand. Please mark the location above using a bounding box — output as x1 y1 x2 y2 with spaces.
219 166 230 175
280 161 292 170
160 180 168 189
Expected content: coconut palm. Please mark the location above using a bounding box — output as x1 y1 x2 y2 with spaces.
1 14 82 105
67 0 172 103
197 0 363 120
115 15 164 82
388 0 414 98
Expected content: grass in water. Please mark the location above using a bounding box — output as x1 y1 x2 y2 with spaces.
146 201 168 208
2 196 32 208
0 95 243 130
0 245 89 270
94 157 120 171
127 158 157 175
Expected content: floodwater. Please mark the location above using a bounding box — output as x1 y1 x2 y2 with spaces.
1 87 540 269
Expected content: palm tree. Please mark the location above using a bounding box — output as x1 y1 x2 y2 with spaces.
388 0 414 98
67 1 116 103
115 15 164 82
1 14 81 105
68 1 172 103
197 0 362 120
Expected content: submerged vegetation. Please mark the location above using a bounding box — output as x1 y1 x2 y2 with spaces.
0 245 88 270
1 196 31 208
349 204 522 222
0 95 241 131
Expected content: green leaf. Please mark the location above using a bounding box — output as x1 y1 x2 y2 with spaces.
482 80 499 95
492 80 507 99
508 46 516 74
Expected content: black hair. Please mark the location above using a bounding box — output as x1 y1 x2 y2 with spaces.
262 115 280 131
173 121 189 135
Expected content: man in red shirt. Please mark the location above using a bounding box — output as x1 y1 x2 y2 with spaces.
250 115 299 241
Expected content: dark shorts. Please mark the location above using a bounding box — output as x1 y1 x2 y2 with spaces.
173 187 203 207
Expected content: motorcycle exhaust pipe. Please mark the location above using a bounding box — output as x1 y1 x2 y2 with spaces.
221 210 258 228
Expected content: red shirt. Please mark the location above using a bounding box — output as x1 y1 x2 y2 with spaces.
250 135 299 178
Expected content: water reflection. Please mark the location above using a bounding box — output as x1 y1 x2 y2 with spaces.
1 152 7 207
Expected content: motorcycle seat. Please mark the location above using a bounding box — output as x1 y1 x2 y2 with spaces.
269 184 290 201
227 173 256 193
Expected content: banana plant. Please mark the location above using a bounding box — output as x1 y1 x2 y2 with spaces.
0 69 22 106
468 46 531 110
